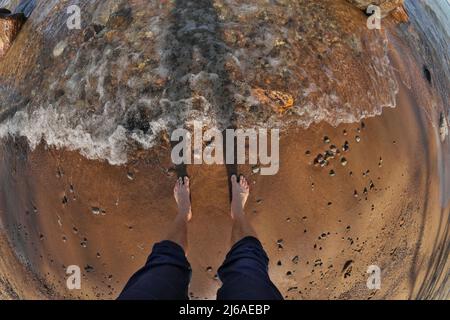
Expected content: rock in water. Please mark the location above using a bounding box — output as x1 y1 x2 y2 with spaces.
391 5 409 23
0 12 26 59
346 0 404 17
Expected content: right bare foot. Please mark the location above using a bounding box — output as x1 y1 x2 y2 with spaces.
230 175 249 219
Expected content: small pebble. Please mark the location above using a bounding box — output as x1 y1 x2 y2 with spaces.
329 145 338 153
343 141 350 152
84 265 94 273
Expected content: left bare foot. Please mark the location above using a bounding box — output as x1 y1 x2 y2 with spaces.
230 175 250 219
173 176 192 221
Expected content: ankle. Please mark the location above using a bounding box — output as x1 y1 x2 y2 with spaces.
177 210 191 222
231 209 245 220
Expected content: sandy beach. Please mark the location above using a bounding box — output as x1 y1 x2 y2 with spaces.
0 0 448 300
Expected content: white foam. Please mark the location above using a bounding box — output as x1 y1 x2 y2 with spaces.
0 107 130 165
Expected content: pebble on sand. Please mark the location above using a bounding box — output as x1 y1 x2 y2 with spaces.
343 141 350 152
324 150 335 160
439 112 448 142
84 265 94 273
53 40 67 57
329 145 338 154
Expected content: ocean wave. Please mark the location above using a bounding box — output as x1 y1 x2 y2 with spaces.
0 0 399 165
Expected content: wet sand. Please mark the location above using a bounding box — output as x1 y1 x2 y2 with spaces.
0 19 447 299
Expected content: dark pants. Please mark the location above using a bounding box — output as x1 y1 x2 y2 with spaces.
118 236 283 300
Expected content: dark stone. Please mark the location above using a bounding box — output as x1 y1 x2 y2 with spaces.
423 65 432 84
107 6 133 30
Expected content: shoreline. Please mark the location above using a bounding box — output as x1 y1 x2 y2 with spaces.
0 3 448 300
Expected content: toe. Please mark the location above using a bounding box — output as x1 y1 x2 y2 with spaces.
231 174 237 184
183 176 190 187
240 176 249 190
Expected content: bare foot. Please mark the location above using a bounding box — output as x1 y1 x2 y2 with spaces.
230 175 250 219
174 176 192 221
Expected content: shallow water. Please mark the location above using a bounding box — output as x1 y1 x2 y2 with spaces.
0 0 401 165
